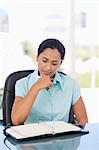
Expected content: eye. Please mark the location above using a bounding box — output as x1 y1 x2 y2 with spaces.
52 63 58 66
42 59 47 63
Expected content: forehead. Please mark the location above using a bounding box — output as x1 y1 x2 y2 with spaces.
39 48 61 60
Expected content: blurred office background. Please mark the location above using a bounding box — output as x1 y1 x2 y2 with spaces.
0 0 99 122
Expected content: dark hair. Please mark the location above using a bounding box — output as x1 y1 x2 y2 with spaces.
37 38 65 60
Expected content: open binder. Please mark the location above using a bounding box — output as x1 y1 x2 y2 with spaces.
4 121 89 141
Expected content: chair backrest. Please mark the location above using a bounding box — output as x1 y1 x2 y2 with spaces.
2 70 34 126
2 70 75 126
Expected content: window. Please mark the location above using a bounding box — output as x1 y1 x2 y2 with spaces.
0 0 71 120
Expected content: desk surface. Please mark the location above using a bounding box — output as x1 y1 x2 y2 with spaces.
0 123 99 150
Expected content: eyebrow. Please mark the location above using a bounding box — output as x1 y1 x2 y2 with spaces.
42 57 60 62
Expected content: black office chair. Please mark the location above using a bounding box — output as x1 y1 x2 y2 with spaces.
2 70 34 126
2 70 76 126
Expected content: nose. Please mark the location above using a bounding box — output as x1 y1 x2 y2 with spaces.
45 62 51 71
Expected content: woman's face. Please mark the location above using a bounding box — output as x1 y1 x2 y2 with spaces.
37 48 62 77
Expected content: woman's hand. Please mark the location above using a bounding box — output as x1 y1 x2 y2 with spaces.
36 74 53 90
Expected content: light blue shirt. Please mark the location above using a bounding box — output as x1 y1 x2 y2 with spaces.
15 69 81 124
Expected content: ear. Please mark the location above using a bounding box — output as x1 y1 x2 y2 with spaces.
57 64 61 70
61 60 63 64
58 60 62 66
57 60 62 70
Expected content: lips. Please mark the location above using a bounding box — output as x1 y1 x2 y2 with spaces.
41 70 52 76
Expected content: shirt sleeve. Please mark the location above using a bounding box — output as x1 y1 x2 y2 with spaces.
15 77 28 97
72 80 81 105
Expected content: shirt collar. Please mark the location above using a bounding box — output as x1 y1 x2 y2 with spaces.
53 71 64 91
29 69 40 83
32 69 40 78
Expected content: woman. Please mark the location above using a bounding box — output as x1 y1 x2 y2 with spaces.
11 38 88 125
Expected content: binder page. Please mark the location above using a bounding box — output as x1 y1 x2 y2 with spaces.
38 121 81 134
6 123 52 139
